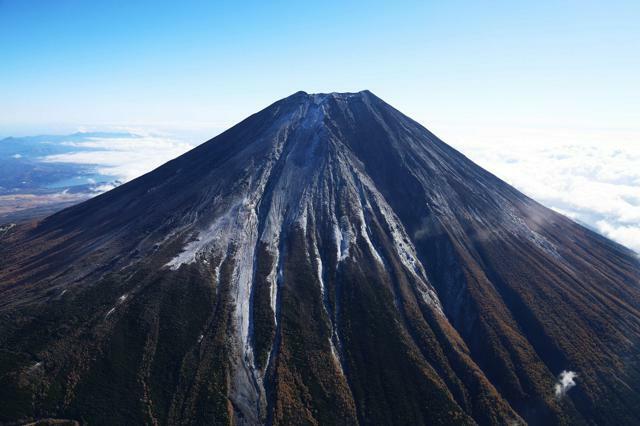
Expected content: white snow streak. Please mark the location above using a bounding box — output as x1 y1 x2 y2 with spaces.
353 167 444 313
311 230 344 374
334 217 355 262
356 201 385 266
165 200 243 269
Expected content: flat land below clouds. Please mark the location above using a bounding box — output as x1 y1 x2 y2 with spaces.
0 193 88 222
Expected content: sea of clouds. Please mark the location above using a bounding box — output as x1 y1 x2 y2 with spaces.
36 126 640 253
42 131 197 191
444 125 640 252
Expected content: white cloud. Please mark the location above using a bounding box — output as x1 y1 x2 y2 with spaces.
596 221 640 252
91 182 119 193
42 133 196 183
12 153 22 159
34 125 640 254
441 124 640 252
554 370 578 399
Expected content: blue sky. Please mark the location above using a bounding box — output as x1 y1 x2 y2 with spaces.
1 0 639 250
1 0 638 137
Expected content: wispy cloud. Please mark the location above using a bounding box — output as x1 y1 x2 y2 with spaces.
554 370 578 399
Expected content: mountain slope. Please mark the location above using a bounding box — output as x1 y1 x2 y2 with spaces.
1 91 639 425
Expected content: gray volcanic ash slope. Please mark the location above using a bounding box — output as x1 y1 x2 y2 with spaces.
1 91 640 425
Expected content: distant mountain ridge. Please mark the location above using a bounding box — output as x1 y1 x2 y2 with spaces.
1 91 639 425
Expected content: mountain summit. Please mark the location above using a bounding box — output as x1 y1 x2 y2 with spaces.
1 91 640 425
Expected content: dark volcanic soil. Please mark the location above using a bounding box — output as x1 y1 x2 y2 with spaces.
1 91 639 425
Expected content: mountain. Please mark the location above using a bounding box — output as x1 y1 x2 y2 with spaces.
1 91 639 425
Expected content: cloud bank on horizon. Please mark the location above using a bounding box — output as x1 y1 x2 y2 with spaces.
3 127 638 253
0 131 198 214
445 128 640 253
42 132 195 186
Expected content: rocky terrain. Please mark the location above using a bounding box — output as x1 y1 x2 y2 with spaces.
1 91 639 425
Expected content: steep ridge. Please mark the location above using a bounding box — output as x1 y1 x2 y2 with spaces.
0 91 639 425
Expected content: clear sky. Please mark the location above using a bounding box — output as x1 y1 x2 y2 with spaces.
1 0 639 139
1 0 639 251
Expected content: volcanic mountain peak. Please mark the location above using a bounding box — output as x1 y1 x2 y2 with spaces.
158 92 449 420
288 89 372 99
1 91 639 425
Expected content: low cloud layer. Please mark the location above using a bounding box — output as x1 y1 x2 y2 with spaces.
43 132 196 183
445 127 640 252
554 370 578 398
28 126 640 254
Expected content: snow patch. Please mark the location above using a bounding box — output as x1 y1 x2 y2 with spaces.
270 251 281 326
311 232 345 375
28 361 42 373
356 202 384 266
353 167 444 313
165 200 243 269
334 216 355 262
503 204 561 259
